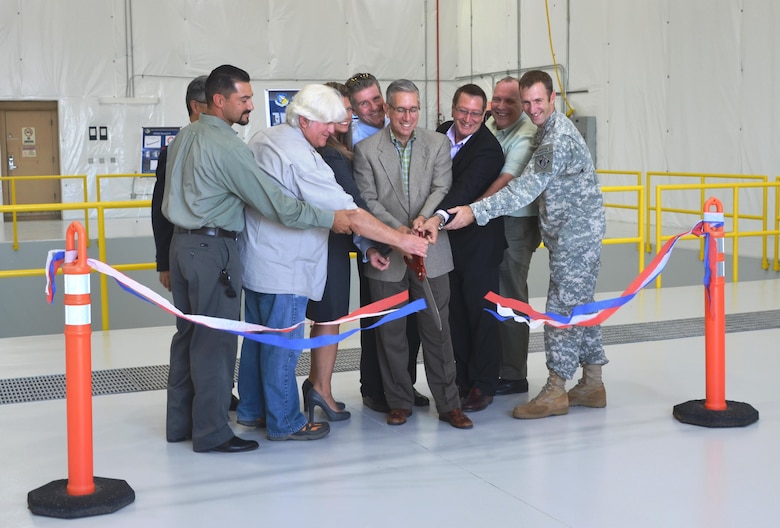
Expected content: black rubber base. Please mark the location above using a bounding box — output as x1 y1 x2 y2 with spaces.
28 477 135 519
673 399 759 428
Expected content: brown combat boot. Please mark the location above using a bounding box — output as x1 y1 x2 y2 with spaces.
567 364 607 408
512 370 569 419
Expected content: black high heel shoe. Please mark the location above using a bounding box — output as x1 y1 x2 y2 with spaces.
302 379 345 411
306 387 351 422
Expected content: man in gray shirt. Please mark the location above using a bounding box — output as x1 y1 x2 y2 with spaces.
163 64 353 453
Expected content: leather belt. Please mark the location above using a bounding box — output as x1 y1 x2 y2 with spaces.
174 226 238 240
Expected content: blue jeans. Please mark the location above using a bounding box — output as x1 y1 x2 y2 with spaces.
237 289 308 438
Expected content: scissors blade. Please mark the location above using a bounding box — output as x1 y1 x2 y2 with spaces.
420 275 442 331
403 239 442 332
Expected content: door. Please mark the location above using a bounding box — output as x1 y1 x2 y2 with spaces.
1 102 61 221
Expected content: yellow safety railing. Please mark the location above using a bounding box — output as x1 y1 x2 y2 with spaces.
645 172 768 259
653 181 780 287
96 173 155 202
0 199 152 332
0 175 89 250
598 170 645 273
776 177 780 271
3 173 780 331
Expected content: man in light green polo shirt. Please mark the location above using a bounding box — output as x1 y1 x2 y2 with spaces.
479 76 541 396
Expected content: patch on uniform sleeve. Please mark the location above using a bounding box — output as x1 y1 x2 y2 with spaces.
534 143 553 174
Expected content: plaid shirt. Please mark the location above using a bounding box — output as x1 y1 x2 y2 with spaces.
390 129 417 201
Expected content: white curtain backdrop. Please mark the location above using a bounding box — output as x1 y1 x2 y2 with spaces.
1 0 777 227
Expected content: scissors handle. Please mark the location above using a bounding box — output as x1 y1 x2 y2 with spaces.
403 232 427 281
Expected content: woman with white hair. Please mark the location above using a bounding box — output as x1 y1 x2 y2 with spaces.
236 84 427 441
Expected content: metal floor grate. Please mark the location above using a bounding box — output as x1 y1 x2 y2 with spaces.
3 309 779 405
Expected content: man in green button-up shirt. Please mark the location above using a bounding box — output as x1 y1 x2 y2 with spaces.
162 64 354 453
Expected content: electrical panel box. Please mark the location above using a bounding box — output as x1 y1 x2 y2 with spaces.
569 116 597 167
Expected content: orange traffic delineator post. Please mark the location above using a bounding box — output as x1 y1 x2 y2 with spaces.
28 221 135 518
672 198 758 428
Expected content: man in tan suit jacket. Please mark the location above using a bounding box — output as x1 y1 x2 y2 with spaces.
353 79 473 430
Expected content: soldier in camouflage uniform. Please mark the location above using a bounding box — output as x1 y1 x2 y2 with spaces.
445 70 608 419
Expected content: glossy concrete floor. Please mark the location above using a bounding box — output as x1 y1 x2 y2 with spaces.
1 278 778 528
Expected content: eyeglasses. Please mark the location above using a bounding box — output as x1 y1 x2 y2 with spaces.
220 269 237 298
346 73 374 88
389 105 419 116
453 106 485 119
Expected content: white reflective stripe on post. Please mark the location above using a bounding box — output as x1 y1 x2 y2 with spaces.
64 274 90 295
65 305 91 325
703 211 724 223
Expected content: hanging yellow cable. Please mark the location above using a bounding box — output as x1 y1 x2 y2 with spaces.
544 0 575 117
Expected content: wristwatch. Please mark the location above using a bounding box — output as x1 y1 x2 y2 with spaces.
434 213 446 231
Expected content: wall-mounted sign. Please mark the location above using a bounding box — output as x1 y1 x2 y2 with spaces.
141 127 180 173
265 89 298 127
22 127 36 145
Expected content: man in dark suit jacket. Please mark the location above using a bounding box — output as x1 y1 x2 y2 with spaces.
353 79 473 430
422 84 506 412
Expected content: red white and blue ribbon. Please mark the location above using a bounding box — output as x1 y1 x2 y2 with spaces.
486 218 723 329
45 250 425 350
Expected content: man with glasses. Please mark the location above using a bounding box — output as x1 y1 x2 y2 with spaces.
345 72 429 413
479 76 541 397
354 79 473 430
419 84 506 412
445 70 607 420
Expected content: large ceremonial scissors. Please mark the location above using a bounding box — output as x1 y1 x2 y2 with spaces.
403 233 443 331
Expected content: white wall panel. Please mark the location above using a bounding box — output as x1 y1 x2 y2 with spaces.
739 1 780 176
519 0 567 71
0 1 23 96
1 0 779 228
469 0 519 75
345 0 426 81
666 1 742 173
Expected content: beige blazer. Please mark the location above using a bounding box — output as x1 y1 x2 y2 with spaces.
353 127 454 281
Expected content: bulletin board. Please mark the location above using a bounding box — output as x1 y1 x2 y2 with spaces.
141 127 180 173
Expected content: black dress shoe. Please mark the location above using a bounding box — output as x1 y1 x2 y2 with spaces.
197 435 259 453
362 395 391 413
413 388 430 407
495 378 529 395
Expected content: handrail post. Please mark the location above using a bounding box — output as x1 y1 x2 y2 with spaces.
645 171 653 253
82 174 90 247
731 188 739 283
11 177 19 251
654 185 663 288
97 204 111 331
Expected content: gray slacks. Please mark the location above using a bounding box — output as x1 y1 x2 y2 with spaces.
368 270 459 413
